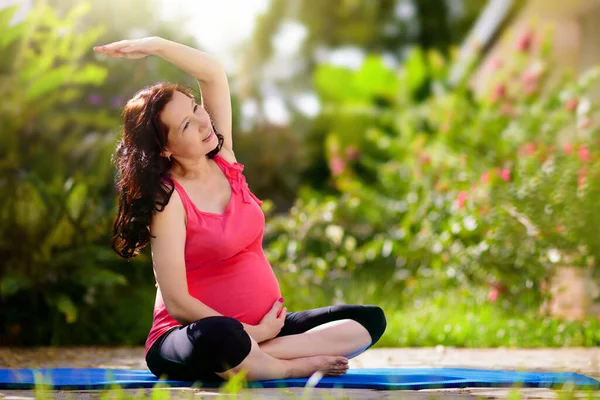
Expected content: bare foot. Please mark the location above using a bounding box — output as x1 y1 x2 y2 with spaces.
287 355 349 378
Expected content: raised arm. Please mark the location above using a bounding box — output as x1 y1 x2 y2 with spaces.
93 37 234 153
154 39 234 153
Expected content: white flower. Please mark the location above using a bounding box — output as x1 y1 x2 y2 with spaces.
577 97 591 116
463 216 478 231
548 248 561 263
325 225 344 246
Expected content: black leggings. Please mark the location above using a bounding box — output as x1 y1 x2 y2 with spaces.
146 304 386 382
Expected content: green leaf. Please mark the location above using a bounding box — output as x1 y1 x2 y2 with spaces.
314 64 357 102
0 4 20 31
71 64 108 85
75 267 127 287
427 49 447 81
55 294 78 323
0 4 26 51
64 1 92 21
14 180 47 236
66 182 87 220
353 55 398 99
23 64 74 101
402 47 428 96
0 272 32 296
20 49 57 85
44 216 76 249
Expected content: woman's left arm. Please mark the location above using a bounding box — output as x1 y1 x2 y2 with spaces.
155 39 233 152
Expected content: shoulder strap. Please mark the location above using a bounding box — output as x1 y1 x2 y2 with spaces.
168 177 195 213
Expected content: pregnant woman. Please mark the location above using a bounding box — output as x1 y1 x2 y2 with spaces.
96 36 386 383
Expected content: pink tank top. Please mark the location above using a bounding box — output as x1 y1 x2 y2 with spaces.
145 154 282 355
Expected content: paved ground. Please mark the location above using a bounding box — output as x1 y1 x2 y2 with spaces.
1 347 599 399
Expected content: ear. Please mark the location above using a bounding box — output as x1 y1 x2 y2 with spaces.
160 150 172 159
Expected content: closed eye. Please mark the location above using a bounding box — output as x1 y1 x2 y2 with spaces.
183 104 200 131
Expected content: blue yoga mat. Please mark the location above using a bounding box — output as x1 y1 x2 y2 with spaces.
1 368 598 390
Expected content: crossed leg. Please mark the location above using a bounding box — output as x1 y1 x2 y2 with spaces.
259 305 387 360
145 304 386 382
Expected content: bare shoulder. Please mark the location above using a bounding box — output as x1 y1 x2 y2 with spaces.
217 146 237 164
150 185 186 233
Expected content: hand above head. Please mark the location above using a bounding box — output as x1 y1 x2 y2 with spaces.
257 298 286 342
93 36 164 59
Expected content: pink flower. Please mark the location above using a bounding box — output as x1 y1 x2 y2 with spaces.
519 142 536 156
500 168 511 182
521 69 538 86
490 83 506 103
330 156 345 176
489 57 503 71
345 145 360 161
515 28 534 52
563 142 573 154
480 171 490 184
555 225 565 234
419 153 431 166
565 98 579 112
578 145 591 163
487 288 499 302
456 191 468 209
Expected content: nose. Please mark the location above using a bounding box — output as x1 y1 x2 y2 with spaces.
192 116 209 132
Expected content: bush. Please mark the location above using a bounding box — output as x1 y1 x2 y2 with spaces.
0 2 144 345
265 26 600 309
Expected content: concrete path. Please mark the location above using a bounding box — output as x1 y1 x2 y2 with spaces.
1 347 599 399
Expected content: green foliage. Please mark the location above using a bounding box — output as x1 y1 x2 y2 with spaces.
0 0 129 344
239 0 489 209
384 289 600 348
265 25 600 312
0 0 215 345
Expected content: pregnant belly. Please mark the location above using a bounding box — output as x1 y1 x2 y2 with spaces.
187 252 282 325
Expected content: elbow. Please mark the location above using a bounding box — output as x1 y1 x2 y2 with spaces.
164 297 193 325
199 64 227 85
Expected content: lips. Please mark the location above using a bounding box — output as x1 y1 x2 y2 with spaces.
202 128 213 142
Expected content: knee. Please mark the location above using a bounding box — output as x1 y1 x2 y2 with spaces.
190 316 252 373
359 305 387 345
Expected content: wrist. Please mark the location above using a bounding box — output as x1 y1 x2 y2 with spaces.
243 323 265 343
155 37 173 56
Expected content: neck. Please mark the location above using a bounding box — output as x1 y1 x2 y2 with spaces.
170 155 212 180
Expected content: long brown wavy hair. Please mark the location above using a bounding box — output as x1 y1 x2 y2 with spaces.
111 82 224 258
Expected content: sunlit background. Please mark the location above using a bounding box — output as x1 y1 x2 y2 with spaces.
1 0 600 349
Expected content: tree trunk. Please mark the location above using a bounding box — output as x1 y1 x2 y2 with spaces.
541 266 599 320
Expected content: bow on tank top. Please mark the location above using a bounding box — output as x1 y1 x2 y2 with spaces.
145 154 281 355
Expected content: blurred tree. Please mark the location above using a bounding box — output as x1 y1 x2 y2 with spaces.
0 0 229 345
242 0 487 91
234 0 488 203
47 0 205 127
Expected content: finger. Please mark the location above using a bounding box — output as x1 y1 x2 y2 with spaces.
272 298 284 310
277 307 286 319
105 52 125 58
101 40 132 52
118 45 136 53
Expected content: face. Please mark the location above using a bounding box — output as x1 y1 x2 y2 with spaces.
159 90 217 159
